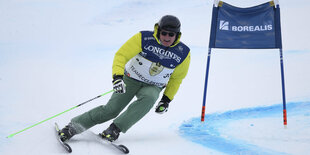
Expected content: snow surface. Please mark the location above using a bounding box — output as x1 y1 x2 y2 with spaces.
1 0 310 154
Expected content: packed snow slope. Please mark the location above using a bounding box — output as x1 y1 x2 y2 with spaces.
1 0 310 155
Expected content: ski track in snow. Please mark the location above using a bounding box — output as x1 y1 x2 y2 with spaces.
179 101 310 155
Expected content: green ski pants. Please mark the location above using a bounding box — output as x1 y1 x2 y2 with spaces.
71 75 163 133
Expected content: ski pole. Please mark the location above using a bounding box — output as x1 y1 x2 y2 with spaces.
7 89 114 138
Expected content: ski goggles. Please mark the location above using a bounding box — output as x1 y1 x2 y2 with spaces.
160 31 176 37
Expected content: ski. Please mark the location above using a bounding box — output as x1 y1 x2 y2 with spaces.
54 123 129 154
98 133 130 154
55 123 72 153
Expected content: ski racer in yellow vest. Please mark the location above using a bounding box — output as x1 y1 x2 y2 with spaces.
58 15 191 142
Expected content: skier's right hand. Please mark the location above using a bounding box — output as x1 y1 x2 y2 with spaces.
112 75 126 94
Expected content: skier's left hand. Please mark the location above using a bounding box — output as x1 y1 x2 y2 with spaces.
155 95 171 114
155 102 169 114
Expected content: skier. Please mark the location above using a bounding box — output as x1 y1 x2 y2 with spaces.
59 15 191 142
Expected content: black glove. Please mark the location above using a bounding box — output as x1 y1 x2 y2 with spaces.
155 95 171 114
112 75 126 94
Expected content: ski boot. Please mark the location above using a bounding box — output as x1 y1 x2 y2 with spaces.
59 123 77 142
101 123 121 142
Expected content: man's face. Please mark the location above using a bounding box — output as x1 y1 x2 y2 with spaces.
159 30 176 47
